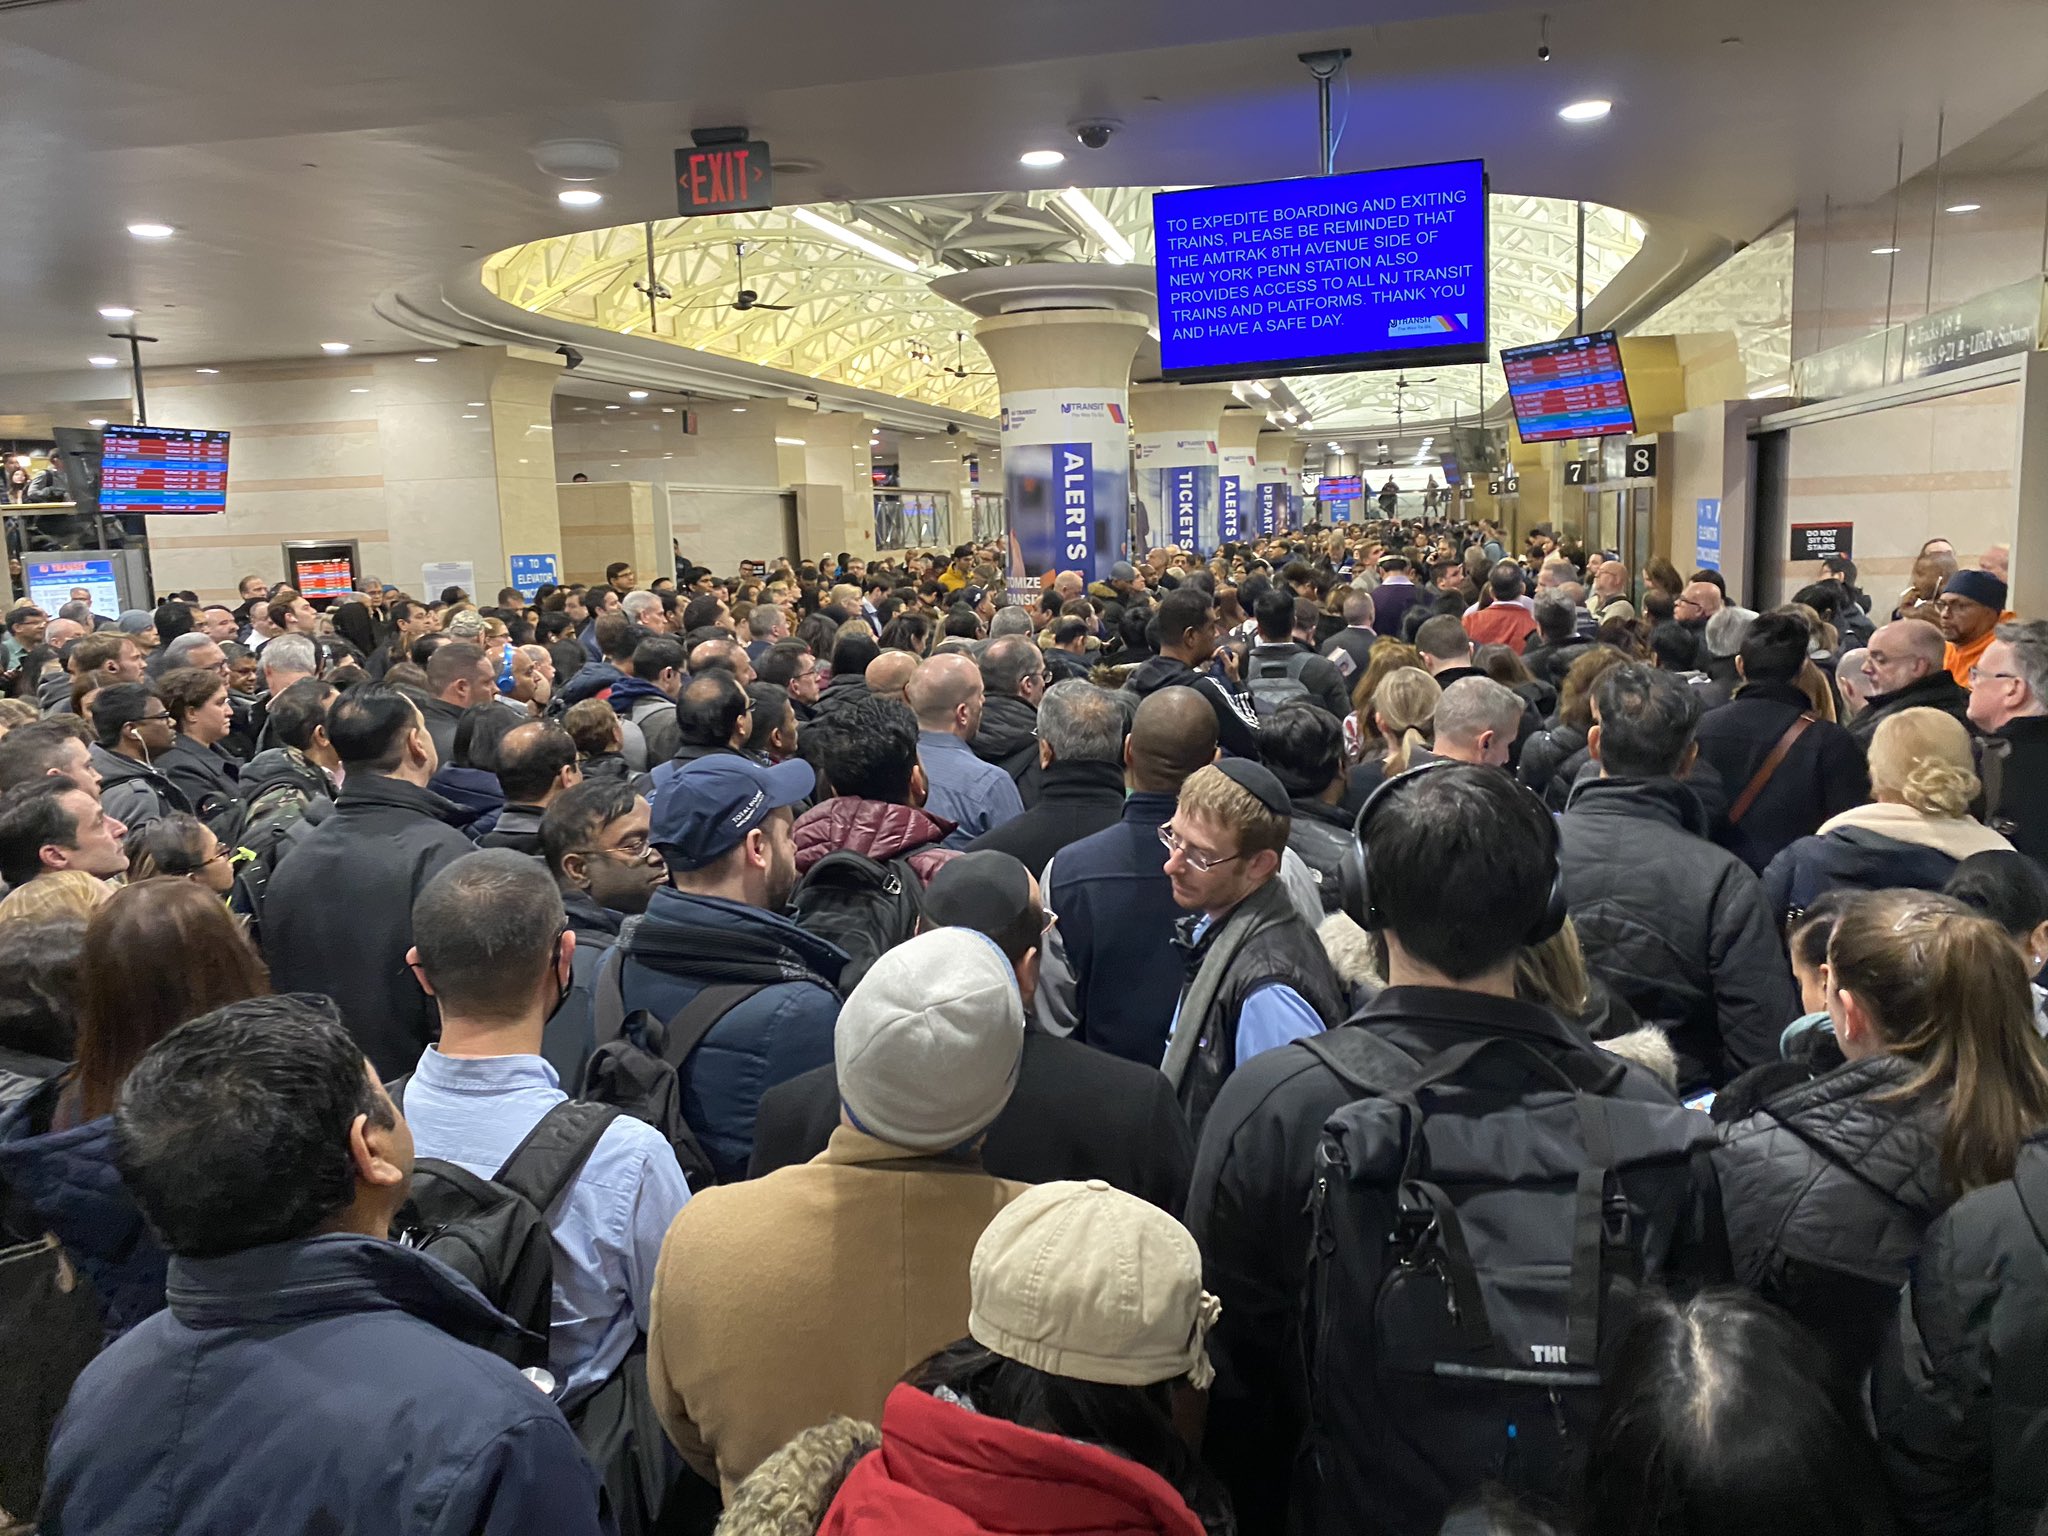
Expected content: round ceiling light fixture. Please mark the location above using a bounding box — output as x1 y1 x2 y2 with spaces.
1019 148 1067 168
98 306 136 320
88 355 118 367
558 187 604 208
627 389 649 400
126 222 174 240
1557 99 1612 122
531 137 624 181
320 341 351 354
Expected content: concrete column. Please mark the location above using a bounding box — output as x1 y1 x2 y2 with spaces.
1255 430 1293 536
1130 381 1232 556
1217 409 1262 544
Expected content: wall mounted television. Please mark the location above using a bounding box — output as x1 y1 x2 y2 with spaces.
1154 159 1488 383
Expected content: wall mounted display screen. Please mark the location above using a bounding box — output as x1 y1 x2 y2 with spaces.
26 556 121 616
98 425 231 515
1437 453 1462 485
1500 331 1636 443
285 541 360 602
1154 159 1488 383
1316 476 1362 499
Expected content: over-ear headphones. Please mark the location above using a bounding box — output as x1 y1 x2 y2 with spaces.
1338 760 1567 946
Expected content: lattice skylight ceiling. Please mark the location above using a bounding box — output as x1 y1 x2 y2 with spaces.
483 190 1644 429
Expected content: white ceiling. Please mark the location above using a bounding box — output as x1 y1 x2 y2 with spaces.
0 0 2043 389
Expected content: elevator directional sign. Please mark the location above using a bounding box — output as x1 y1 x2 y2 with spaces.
675 141 774 216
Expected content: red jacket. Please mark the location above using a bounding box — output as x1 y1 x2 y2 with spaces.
792 797 958 886
819 1384 1206 1536
1463 601 1538 654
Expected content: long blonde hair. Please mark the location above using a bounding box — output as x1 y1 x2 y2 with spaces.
1869 707 1980 818
1352 640 1422 719
1371 667 1442 775
1830 889 2048 1192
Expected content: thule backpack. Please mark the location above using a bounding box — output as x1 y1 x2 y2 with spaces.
786 849 923 986
387 1080 618 1373
580 945 756 1192
1246 651 1316 719
1291 1027 1716 1536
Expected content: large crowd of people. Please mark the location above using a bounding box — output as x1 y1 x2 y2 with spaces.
1 520 2045 1536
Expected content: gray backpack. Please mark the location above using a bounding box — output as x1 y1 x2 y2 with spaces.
1245 650 1316 718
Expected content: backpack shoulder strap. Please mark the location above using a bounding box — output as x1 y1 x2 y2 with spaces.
493 1099 621 1217
660 983 770 1069
592 944 629 1047
1729 713 1815 825
385 1072 410 1112
1299 1025 1425 1097
1283 650 1317 681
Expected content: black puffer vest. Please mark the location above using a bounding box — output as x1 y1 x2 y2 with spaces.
1172 884 1345 1136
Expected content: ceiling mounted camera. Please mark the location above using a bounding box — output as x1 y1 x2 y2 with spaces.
1073 120 1120 150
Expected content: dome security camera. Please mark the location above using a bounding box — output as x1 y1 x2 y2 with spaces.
1073 120 1120 150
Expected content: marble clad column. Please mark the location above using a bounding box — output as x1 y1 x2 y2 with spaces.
1216 408 1262 545
1130 381 1233 557
932 263 1152 596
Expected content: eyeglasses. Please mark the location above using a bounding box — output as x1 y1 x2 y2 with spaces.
575 833 655 861
1158 822 1241 874
137 710 172 724
1969 667 2022 686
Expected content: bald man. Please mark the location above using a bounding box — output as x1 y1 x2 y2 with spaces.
906 651 1023 849
865 650 920 702
1038 686 1220 1062
1849 616 1971 743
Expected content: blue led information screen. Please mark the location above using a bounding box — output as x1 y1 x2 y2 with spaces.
98 425 231 515
1154 159 1488 383
1500 331 1636 442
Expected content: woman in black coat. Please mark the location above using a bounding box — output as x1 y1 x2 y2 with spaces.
1712 889 2048 1385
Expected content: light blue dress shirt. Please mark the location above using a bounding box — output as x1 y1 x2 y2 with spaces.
918 729 1026 849
403 1047 692 1407
1166 913 1329 1069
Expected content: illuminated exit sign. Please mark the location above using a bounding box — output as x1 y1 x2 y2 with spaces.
674 140 774 216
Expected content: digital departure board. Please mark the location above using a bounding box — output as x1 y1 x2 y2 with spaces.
1154 159 1489 382
1500 331 1636 443
1316 476 1363 499
98 426 231 515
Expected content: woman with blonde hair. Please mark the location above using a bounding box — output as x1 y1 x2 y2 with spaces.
0 868 114 925
1762 706 2012 925
1347 667 1441 800
1342 639 1422 760
1713 888 2048 1381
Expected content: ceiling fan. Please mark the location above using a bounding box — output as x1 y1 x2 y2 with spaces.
690 240 796 313
937 331 993 379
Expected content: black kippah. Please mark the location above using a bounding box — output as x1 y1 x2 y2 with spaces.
1216 757 1292 815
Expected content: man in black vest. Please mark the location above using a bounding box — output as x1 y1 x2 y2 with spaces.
1158 759 1344 1137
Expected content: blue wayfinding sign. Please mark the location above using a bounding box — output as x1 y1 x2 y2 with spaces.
1167 465 1201 551
1219 476 1243 542
1695 499 1721 572
509 553 560 596
1058 442 1096 571
1256 482 1281 536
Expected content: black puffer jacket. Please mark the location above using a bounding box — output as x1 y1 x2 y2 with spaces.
1876 1133 2048 1536
1517 722 1587 802
1284 795 1353 915
1761 826 1964 927
1559 776 1797 1092
1713 1052 1952 1383
970 691 1041 803
1849 668 1974 745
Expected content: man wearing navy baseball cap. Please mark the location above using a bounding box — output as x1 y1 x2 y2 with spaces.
605 753 849 1182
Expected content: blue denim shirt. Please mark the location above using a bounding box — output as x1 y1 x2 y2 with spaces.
918 730 1025 849
404 1047 691 1406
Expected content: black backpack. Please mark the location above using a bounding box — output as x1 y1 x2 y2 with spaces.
388 1079 618 1372
582 946 761 1191
786 849 923 986
1291 1027 1716 1536
228 783 329 940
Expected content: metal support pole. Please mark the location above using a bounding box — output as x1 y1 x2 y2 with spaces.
108 328 157 426
1575 200 1586 334
1927 110 1945 320
1298 49 1351 176
1883 139 1905 336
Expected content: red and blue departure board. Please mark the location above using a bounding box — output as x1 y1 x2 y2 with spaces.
98 425 231 515
1500 331 1636 443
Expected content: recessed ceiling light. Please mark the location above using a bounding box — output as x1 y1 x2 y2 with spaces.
98 306 135 320
195 367 220 375
467 401 485 407
87 418 107 428
1946 202 1982 214
350 387 369 393
732 406 747 413
628 389 649 400
1872 245 1902 255
775 436 807 446
558 187 604 208
604 404 621 410
414 355 437 363
126 222 174 240
461 413 478 420
1020 149 1067 168
1558 99 1612 123
320 342 351 354
659 406 676 413
87 355 118 367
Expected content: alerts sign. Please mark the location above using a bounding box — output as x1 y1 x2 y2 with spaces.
674 141 774 216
